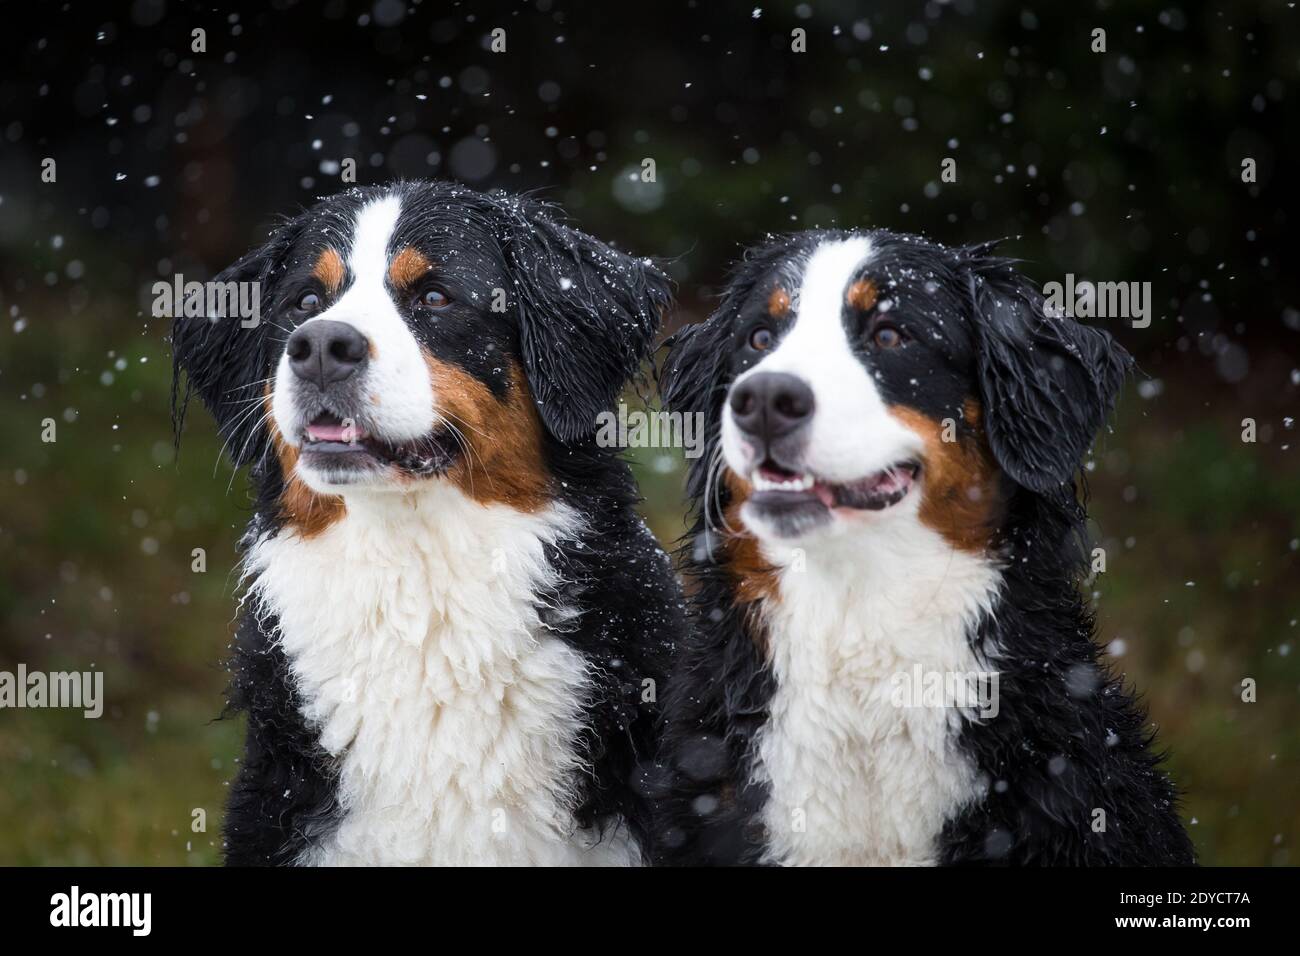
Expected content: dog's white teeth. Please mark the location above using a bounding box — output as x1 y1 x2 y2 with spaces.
752 472 815 492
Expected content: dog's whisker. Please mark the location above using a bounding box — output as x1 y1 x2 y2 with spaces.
223 376 275 397
211 398 274 478
701 443 747 543
431 411 481 495
226 409 273 493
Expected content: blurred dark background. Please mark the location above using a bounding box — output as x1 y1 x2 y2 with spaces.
0 0 1296 864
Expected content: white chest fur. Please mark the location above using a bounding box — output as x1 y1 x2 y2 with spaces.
752 514 1003 866
243 485 639 866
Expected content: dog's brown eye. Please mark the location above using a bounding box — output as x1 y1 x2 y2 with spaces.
872 324 903 349
297 291 321 312
749 326 774 351
418 289 450 310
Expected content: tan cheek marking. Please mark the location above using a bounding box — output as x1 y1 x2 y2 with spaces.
311 248 345 294
722 470 781 613
422 354 551 511
889 403 1003 554
389 246 433 289
846 278 878 312
768 286 791 318
265 386 346 537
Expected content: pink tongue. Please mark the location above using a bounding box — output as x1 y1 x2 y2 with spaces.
307 423 362 442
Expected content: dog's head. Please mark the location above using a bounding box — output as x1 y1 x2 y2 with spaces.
663 230 1130 552
173 181 670 526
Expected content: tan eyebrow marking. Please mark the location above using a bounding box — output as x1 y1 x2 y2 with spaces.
311 248 346 294
388 246 433 288
768 286 791 318
846 278 878 312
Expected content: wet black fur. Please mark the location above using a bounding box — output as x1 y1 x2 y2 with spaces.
653 230 1195 866
172 181 683 865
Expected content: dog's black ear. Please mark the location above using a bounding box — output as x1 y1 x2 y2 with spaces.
659 316 732 508
171 219 298 464
500 202 672 443
659 319 724 421
660 251 774 423
964 252 1132 493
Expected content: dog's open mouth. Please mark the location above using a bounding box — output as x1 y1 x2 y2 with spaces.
301 412 374 455
298 412 459 477
749 459 920 511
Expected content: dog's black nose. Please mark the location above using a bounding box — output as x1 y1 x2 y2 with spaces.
286 320 369 387
729 372 815 438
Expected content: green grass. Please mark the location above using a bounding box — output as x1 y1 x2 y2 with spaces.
0 702 240 865
1086 407 1300 866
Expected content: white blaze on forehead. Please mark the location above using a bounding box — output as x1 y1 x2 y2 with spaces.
271 191 438 487
347 194 402 286
786 236 873 351
722 235 924 496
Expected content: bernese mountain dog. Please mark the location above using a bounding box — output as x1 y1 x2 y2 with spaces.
654 229 1195 866
172 181 682 865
